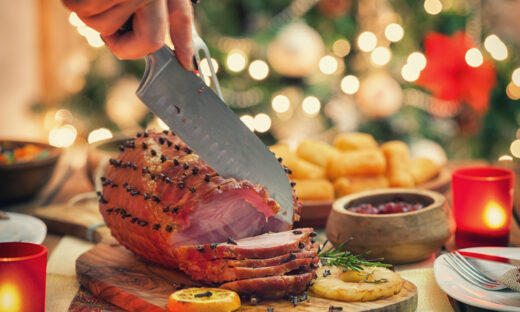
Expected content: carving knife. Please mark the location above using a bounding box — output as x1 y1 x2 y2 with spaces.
136 46 294 227
457 251 520 266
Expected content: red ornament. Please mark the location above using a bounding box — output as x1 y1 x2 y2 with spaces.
415 31 496 115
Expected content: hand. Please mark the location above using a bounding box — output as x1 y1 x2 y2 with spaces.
62 0 194 70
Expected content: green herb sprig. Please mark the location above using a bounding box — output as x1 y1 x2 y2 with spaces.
318 237 391 272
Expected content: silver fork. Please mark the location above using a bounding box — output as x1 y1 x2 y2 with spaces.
191 23 223 100
444 251 508 291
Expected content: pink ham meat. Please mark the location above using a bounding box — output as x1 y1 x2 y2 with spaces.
99 131 301 268
220 272 315 298
172 228 314 262
181 256 319 284
191 250 318 269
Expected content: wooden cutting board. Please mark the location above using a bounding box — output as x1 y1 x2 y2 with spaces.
76 243 418 312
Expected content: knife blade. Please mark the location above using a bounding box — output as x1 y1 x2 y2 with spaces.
136 46 294 226
457 251 520 266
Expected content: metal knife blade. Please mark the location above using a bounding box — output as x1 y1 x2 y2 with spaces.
457 251 520 266
136 46 294 226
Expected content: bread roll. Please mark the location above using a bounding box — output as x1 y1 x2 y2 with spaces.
409 158 439 184
333 132 378 151
333 176 389 197
296 139 339 167
269 144 294 162
293 179 334 201
326 149 386 180
286 157 325 179
380 141 415 188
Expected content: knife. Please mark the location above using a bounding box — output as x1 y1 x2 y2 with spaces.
136 45 294 227
457 251 520 266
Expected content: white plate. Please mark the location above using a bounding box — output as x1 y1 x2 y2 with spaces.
434 247 520 311
0 212 47 244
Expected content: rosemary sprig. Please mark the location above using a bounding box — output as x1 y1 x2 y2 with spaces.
318 237 391 272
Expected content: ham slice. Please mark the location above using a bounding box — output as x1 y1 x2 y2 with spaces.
188 250 318 269
220 272 315 298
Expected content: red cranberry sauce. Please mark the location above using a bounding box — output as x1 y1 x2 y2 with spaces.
347 201 424 214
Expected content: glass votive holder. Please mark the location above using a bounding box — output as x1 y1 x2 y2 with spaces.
0 242 47 312
452 166 514 248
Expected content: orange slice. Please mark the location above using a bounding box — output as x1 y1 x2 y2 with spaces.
167 288 241 312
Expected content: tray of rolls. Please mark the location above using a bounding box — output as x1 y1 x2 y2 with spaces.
269 132 450 227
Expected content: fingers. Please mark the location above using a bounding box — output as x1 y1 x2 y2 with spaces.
102 0 167 59
167 0 194 70
62 0 126 17
80 1 142 35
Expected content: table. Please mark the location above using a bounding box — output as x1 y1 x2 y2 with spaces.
7 155 520 311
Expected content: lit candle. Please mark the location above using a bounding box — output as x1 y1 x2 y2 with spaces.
0 242 47 312
452 167 514 247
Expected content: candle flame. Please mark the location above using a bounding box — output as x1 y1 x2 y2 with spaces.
484 201 507 229
0 283 21 312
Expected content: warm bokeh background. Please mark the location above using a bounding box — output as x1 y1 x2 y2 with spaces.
3 0 520 162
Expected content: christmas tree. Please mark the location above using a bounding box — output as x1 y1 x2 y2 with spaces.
46 0 520 162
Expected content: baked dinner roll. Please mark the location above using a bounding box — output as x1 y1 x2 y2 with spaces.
296 139 339 167
269 144 294 162
286 157 325 179
333 132 378 151
409 157 439 184
293 179 334 201
326 150 386 180
380 141 414 188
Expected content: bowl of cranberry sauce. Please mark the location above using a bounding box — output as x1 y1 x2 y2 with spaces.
326 188 452 264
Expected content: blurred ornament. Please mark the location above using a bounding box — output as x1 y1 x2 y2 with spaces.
324 96 359 132
356 72 403 118
318 0 352 18
409 139 447 166
267 22 325 77
415 31 496 115
106 76 149 129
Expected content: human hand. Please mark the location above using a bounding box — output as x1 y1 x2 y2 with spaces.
62 0 194 70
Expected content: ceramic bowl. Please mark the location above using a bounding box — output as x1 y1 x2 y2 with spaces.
325 188 452 264
0 140 60 204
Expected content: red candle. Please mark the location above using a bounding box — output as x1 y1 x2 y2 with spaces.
452 166 514 248
0 242 47 312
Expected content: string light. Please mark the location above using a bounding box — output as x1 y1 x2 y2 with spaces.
407 52 427 71
510 139 520 158
72 12 104 48
302 96 321 116
248 60 269 80
199 58 219 77
240 115 255 131
332 39 351 57
340 75 360 95
357 32 377 52
48 125 77 148
385 23 404 42
465 48 483 67
484 35 508 61
87 128 113 144
498 155 513 161
156 118 170 130
253 113 272 133
226 50 247 72
370 47 391 66
506 82 520 100
424 0 442 15
272 95 291 113
512 68 520 87
401 64 420 82
319 55 338 74
68 12 84 27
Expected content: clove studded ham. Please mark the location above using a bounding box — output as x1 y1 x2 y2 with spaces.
99 130 314 298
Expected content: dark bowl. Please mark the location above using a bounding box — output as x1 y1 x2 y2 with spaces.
0 140 61 204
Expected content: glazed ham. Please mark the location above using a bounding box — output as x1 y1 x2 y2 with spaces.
99 131 301 268
98 130 315 298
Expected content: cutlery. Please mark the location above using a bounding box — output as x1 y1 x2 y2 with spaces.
457 251 520 267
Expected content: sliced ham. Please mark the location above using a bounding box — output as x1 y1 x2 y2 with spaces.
181 255 319 284
189 250 318 269
220 272 315 298
172 228 314 263
99 131 301 268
